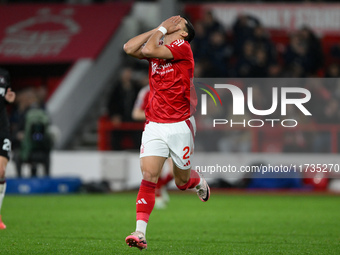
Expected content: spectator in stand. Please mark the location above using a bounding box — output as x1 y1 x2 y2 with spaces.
284 28 324 77
300 26 324 74
232 20 277 77
193 11 231 77
252 25 277 65
107 67 141 150
267 64 283 77
10 88 40 153
235 40 255 77
232 14 261 57
251 47 270 77
202 10 224 37
35 86 48 109
283 31 310 77
10 87 52 178
190 21 211 78
191 21 208 62
205 30 232 77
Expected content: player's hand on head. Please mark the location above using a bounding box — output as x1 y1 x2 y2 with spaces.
161 15 181 34
5 88 15 103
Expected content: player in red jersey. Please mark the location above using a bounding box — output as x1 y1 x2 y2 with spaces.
132 85 174 209
124 16 210 250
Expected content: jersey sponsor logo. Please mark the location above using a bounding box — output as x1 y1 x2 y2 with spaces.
0 87 5 96
151 61 174 75
0 76 5 84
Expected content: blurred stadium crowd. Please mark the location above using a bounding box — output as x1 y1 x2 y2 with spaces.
107 9 340 153
192 11 338 78
2 1 340 154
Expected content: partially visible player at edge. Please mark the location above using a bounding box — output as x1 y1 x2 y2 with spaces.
124 15 210 250
0 68 16 229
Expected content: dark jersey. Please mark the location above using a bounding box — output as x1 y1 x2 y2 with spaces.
0 68 11 136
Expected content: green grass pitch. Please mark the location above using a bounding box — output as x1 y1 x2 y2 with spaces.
0 191 339 254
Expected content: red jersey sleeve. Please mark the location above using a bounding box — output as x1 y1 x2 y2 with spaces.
165 40 191 61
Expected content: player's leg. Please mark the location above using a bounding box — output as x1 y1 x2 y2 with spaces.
0 155 8 229
159 158 174 187
125 156 166 250
126 121 169 250
137 156 166 231
161 159 174 203
155 158 174 209
169 117 210 201
0 136 10 230
173 163 210 202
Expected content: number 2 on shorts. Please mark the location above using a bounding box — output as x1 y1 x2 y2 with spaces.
183 146 190 160
2 138 11 151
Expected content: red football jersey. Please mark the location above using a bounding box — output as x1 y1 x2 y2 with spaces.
145 39 197 123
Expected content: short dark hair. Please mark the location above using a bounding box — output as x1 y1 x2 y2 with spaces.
183 17 195 43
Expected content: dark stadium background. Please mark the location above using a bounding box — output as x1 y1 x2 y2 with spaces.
1 0 339 193
1 1 340 255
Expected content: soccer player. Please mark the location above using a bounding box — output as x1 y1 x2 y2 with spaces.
124 16 210 250
132 84 174 209
0 68 16 229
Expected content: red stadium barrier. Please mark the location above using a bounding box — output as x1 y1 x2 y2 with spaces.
98 116 144 151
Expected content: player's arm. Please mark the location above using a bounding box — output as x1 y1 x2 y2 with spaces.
123 28 158 59
142 16 181 59
132 88 148 121
132 108 146 121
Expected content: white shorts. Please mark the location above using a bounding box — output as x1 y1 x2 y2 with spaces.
140 116 196 170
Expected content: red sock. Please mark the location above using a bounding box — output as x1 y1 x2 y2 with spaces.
136 179 156 223
163 173 174 185
155 173 174 197
176 170 200 191
155 178 164 197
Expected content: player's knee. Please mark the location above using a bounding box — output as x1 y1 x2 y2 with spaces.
141 170 159 183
